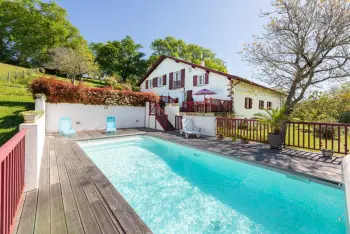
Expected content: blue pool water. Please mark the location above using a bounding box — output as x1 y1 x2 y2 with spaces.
78 136 346 234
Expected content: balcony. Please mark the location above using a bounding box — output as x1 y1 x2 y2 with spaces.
182 98 233 113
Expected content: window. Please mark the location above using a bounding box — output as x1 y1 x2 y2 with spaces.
259 100 264 110
158 76 163 87
174 71 181 88
245 97 253 109
148 80 153 89
267 101 272 110
199 74 205 85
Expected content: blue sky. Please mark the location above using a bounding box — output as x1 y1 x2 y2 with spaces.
55 0 273 84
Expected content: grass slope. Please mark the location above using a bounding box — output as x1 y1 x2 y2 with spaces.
0 62 107 146
0 83 34 146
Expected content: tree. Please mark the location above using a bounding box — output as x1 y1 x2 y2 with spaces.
90 36 148 83
292 83 350 122
241 0 350 116
44 47 94 84
149 36 228 72
0 0 86 66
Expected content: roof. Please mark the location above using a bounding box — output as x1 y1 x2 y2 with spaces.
138 55 285 95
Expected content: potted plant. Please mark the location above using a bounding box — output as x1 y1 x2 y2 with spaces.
20 110 44 123
254 106 288 150
216 134 224 140
321 149 333 158
240 135 249 144
34 93 46 100
231 136 237 144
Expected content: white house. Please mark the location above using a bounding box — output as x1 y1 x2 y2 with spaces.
139 56 284 118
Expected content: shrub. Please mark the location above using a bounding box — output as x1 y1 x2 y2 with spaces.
30 77 159 106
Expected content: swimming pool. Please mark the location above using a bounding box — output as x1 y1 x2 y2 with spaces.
78 135 346 233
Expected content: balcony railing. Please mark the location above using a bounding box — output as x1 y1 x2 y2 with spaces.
182 98 233 113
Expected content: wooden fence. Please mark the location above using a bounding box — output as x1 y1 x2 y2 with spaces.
0 129 26 234
216 118 350 154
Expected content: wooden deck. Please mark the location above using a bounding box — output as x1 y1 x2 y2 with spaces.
14 129 343 234
14 130 152 234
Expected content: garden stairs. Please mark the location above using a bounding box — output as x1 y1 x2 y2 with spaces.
149 102 175 131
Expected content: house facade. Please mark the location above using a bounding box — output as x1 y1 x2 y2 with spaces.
139 56 284 118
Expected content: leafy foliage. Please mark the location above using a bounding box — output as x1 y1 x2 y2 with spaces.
292 83 350 123
254 107 288 134
149 36 227 72
30 77 159 106
0 0 87 67
242 0 350 115
43 47 94 84
90 36 148 83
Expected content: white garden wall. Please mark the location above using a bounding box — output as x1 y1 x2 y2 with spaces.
45 103 146 132
181 115 216 136
20 98 46 192
165 104 180 127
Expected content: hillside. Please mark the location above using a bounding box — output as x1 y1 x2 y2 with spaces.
0 63 107 146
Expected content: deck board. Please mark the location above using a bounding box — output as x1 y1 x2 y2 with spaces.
15 128 344 234
17 190 37 234
55 139 85 234
49 138 67 234
35 138 51 234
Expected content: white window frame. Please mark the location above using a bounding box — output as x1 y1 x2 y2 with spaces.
148 80 153 89
174 71 181 88
158 76 163 87
199 74 205 86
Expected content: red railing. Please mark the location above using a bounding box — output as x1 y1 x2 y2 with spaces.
149 102 168 130
160 95 178 104
285 121 349 155
217 118 350 154
217 118 271 142
175 116 183 130
182 98 232 113
0 129 26 234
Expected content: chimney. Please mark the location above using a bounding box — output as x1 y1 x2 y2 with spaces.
200 60 205 67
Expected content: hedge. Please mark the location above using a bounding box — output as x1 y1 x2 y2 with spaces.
30 77 159 106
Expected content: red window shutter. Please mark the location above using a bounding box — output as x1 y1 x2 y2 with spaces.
249 98 253 109
205 72 209 84
193 75 197 86
153 77 157 88
245 98 248 109
169 72 173 89
181 69 185 88
163 74 166 85
145 80 148 89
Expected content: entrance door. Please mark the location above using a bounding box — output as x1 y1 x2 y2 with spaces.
186 90 193 102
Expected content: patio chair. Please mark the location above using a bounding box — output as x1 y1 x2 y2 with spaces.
58 117 77 137
180 118 201 138
106 116 117 135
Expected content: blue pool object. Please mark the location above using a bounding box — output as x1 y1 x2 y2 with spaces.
106 116 116 134
58 117 76 137
78 136 346 234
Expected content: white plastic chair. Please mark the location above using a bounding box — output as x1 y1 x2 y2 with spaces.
180 118 201 138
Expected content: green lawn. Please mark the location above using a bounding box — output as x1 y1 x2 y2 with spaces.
0 83 34 146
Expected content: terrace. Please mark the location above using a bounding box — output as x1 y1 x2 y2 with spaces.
12 129 343 234
182 98 233 113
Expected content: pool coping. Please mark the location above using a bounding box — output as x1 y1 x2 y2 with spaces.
342 155 350 233
144 134 344 189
